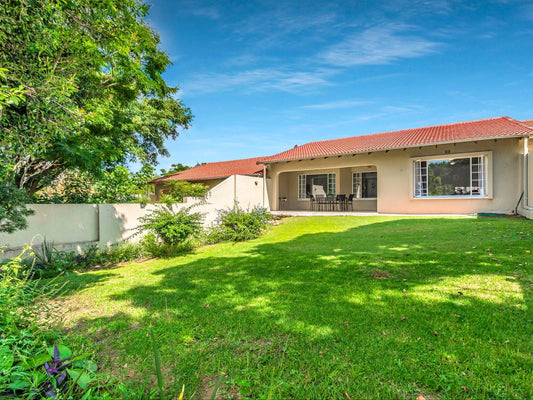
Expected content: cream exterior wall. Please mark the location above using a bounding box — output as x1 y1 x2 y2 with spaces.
0 204 99 252
0 175 267 259
267 138 524 215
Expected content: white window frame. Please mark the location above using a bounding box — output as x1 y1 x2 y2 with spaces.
298 173 336 200
411 151 492 199
352 171 377 200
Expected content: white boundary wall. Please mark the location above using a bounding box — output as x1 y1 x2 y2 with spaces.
0 175 268 259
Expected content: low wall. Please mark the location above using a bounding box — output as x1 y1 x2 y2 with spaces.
0 175 268 259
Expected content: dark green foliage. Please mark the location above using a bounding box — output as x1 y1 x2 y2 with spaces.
158 180 208 203
138 205 203 248
0 183 34 233
0 0 192 195
159 163 190 176
35 165 156 204
207 206 273 242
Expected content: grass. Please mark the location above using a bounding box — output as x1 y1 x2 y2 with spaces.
56 216 532 399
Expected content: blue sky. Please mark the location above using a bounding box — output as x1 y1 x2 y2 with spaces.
146 0 533 171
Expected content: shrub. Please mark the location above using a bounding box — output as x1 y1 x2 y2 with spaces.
158 180 208 203
138 205 203 248
207 206 273 243
32 239 76 278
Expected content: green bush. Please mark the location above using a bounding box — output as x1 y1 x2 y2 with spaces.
138 205 203 249
158 180 208 203
207 206 273 243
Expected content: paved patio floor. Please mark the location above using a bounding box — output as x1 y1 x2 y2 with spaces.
271 210 474 217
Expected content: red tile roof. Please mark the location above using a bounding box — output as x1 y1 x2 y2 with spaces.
522 119 533 127
259 116 533 164
150 157 264 183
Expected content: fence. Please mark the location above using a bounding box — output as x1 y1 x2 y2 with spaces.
0 175 268 259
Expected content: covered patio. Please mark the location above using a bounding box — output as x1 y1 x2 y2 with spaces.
275 166 378 212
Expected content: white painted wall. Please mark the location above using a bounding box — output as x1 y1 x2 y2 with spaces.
0 175 267 259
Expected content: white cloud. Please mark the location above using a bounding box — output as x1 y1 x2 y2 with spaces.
175 0 220 20
319 24 440 66
184 68 335 95
300 100 371 110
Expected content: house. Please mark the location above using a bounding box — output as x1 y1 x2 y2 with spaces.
150 157 264 199
152 116 533 217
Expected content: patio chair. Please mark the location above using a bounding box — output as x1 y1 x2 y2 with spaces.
346 194 354 211
309 195 315 211
336 194 346 211
315 195 326 211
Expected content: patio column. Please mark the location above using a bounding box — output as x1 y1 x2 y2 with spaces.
271 170 280 211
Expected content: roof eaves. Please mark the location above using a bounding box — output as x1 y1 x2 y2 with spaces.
150 172 263 184
258 133 529 164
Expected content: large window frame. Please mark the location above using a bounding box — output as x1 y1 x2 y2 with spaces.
352 171 377 199
298 173 336 200
412 152 492 199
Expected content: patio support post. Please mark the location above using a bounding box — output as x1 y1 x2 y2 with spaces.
234 174 237 209
523 136 532 210
263 164 266 208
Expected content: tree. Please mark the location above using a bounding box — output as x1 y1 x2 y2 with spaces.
160 181 209 203
160 163 190 176
35 165 156 204
0 183 34 233
0 0 192 196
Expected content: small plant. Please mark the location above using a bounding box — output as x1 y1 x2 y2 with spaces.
2 343 99 399
32 239 75 277
207 205 273 243
138 205 203 252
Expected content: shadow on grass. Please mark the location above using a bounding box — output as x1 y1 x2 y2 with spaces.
62 218 533 399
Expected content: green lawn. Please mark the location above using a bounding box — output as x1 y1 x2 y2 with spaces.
58 216 532 399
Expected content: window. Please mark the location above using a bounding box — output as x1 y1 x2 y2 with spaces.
352 172 377 198
298 173 336 199
414 155 487 198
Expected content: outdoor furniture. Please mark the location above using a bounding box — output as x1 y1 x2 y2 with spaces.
336 194 346 211
310 195 352 212
345 193 354 211
315 195 327 211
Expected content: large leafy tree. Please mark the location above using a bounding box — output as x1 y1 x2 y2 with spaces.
0 0 192 196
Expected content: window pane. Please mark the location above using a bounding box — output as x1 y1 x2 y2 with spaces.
414 161 428 197
328 173 336 195
298 175 306 199
362 172 377 198
353 173 362 198
428 158 472 196
306 174 328 197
